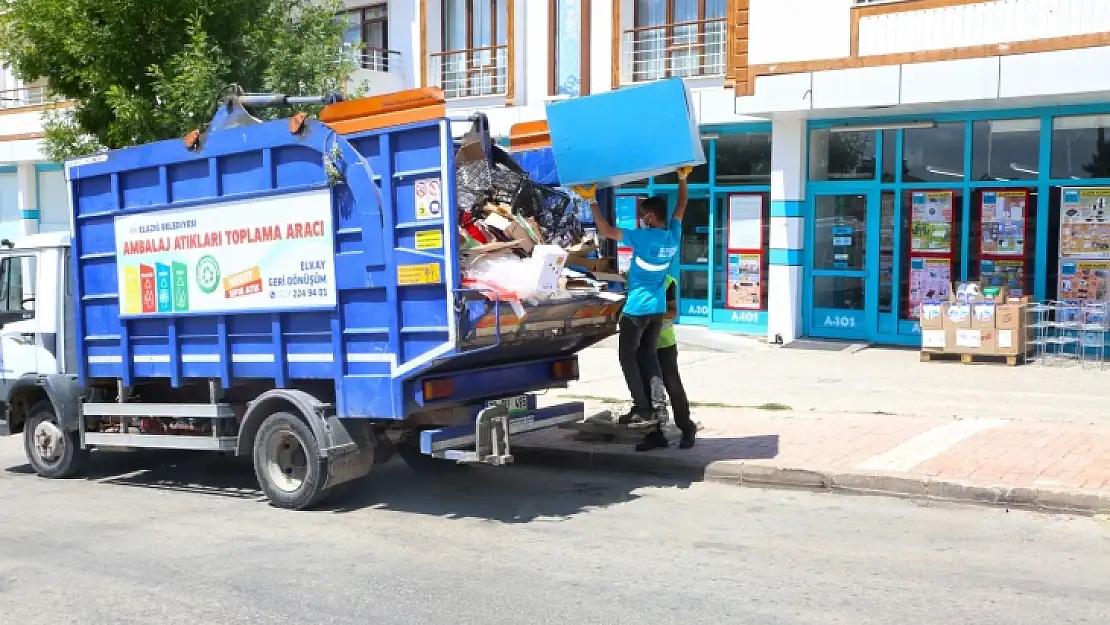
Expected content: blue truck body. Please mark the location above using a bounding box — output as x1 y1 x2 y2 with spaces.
68 114 621 444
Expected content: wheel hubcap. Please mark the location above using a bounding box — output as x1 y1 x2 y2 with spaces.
33 420 64 464
264 429 308 493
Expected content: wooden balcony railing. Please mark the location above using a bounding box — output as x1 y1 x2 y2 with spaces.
427 45 509 99
620 17 728 84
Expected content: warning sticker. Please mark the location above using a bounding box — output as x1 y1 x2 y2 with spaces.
415 178 442 221
415 229 443 250
398 263 442 285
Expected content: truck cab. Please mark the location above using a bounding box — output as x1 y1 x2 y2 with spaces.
0 232 73 430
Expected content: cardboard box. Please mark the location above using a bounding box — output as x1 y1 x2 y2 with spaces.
995 298 1029 330
920 301 946 330
995 297 1032 356
545 78 706 187
945 302 972 330
921 328 946 350
529 245 569 295
947 328 997 354
971 302 997 329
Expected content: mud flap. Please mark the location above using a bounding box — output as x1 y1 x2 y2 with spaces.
324 444 375 489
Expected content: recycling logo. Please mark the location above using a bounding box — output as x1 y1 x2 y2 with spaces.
196 255 221 294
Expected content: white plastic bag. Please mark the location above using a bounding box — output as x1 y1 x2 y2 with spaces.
465 254 542 301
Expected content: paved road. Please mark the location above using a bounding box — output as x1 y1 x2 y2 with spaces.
0 438 1107 625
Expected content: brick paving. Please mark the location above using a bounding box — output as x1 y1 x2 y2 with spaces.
515 337 1110 509
914 421 1110 491
516 404 1110 508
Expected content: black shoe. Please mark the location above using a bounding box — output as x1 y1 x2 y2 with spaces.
635 429 669 452
616 409 651 425
678 425 697 449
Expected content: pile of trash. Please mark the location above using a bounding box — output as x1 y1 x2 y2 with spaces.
452 131 622 314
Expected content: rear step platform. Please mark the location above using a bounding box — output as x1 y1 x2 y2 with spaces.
559 410 666 444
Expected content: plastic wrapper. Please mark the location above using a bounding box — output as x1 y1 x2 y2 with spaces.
462 251 570 317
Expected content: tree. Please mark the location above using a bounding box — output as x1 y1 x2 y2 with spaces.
0 0 356 162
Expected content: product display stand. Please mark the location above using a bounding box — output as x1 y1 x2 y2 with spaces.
1080 301 1109 369
1029 301 1052 365
1032 300 1081 367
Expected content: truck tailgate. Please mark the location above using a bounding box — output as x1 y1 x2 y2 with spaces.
424 290 621 374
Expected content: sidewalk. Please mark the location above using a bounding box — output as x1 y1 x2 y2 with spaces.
512 333 1110 512
560 328 1110 423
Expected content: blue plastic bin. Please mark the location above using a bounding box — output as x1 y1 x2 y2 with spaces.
545 78 706 188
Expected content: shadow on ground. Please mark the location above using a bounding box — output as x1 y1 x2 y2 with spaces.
514 432 780 479
4 448 697 523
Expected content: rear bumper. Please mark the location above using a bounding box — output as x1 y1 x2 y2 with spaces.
419 401 584 455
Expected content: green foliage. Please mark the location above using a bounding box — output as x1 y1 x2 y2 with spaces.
0 0 355 162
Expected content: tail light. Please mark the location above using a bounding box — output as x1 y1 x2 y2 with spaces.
551 358 579 381
422 378 454 402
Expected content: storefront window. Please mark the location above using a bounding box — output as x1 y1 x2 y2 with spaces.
879 191 895 312
809 129 876 181
972 119 1040 181
812 194 867 271
968 188 1037 297
881 129 898 182
715 132 771 185
902 122 966 183
1051 114 1110 179
680 269 709 300
713 193 769 312
900 189 963 319
654 139 711 184
680 198 710 265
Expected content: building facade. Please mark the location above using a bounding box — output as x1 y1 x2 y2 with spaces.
3 0 1107 346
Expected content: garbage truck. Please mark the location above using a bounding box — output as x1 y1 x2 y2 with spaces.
0 88 623 509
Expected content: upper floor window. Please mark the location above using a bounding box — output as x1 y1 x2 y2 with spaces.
809 129 877 181
550 0 590 97
437 0 509 98
1052 115 1110 180
624 0 727 83
343 4 390 72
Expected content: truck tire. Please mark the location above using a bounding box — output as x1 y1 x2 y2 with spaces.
23 400 88 479
397 431 469 473
252 411 331 510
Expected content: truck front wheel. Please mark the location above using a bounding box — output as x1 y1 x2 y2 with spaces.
252 411 331 510
23 400 88 479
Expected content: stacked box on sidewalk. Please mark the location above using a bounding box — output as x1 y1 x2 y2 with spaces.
920 285 1033 358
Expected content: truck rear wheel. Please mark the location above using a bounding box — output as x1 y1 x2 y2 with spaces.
252 411 331 510
23 400 88 479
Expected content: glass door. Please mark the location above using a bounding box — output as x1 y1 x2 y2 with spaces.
668 191 712 323
807 190 877 340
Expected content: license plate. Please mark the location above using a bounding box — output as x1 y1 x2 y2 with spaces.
487 395 529 415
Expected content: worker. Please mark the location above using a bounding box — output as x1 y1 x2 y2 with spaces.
572 166 690 426
635 274 696 451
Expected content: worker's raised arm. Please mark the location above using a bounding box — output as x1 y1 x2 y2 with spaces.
672 166 692 222
572 184 621 241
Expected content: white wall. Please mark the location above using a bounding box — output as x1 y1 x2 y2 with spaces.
590 0 613 95
0 173 21 242
737 45 1110 116
0 108 47 142
858 0 1110 57
37 169 69 233
748 0 853 66
388 0 419 88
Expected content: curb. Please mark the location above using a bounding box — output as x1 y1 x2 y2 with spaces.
512 445 1110 515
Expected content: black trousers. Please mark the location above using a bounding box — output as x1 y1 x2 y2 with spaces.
656 345 693 433
618 314 664 413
